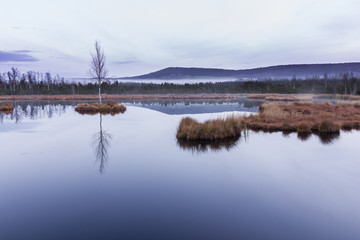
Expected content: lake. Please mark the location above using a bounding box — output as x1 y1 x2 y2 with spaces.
0 100 360 240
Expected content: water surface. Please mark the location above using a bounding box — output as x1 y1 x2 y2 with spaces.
0 101 359 240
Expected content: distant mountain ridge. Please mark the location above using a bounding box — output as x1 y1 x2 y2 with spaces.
123 63 360 80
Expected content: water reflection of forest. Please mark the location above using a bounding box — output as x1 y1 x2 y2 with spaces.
1 101 342 148
125 99 263 115
0 101 73 123
0 99 262 123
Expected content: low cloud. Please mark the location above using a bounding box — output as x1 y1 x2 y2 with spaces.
112 60 141 65
0 50 38 62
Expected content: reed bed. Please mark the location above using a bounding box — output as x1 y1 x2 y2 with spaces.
244 102 360 133
75 102 126 115
0 103 14 114
177 102 360 141
176 115 246 141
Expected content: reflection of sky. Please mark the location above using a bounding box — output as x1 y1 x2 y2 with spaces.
128 102 259 115
1 0 360 77
0 122 40 133
0 106 360 239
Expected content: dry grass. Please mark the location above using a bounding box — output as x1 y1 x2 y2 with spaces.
247 93 360 102
176 115 245 141
316 94 360 101
244 102 360 133
0 103 14 114
75 102 126 115
336 100 360 108
247 94 313 102
177 102 360 141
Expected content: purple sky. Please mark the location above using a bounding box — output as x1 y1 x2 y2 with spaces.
1 0 360 78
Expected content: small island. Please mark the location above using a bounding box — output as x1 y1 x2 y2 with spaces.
75 102 126 115
0 103 14 114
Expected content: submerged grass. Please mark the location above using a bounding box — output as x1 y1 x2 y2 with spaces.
177 102 360 141
75 102 126 115
0 103 14 114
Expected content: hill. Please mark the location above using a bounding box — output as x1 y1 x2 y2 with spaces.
123 63 360 80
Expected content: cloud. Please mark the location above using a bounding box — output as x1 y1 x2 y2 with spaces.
0 50 38 62
112 60 142 65
13 50 33 53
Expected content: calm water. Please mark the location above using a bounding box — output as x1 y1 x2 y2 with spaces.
0 101 360 240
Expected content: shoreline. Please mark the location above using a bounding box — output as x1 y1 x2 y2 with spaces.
0 93 358 102
0 94 245 101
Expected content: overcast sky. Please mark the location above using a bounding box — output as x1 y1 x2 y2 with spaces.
1 0 360 77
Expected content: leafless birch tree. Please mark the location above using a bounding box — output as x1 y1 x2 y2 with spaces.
89 41 108 104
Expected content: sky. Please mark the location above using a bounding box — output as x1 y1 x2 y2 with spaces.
1 0 360 78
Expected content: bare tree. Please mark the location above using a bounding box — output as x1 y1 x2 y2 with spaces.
89 41 108 104
7 67 19 92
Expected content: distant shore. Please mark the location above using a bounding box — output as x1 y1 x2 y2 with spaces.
0 93 359 102
0 94 245 101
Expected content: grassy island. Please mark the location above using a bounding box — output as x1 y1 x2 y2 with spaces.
75 102 126 115
0 103 14 114
176 116 246 141
177 102 360 141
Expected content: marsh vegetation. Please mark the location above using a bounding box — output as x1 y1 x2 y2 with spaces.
0 103 14 114
75 102 126 115
177 102 360 142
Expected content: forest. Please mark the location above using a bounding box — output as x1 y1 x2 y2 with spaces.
0 67 359 95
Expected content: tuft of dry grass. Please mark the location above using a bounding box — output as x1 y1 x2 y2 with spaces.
176 115 245 141
75 102 126 115
0 103 14 114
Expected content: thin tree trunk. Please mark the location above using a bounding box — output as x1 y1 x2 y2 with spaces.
98 80 102 104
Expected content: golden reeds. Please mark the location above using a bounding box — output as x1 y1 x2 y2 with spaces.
177 102 360 141
176 115 245 141
0 103 14 114
75 102 126 115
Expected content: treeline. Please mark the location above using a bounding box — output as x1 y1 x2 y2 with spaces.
1 67 359 95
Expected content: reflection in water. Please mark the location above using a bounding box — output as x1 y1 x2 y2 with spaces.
177 132 248 153
0 101 69 123
92 114 112 174
297 132 312 141
0 99 262 123
177 138 238 153
315 132 340 145
178 130 341 153
124 98 263 115
297 132 340 144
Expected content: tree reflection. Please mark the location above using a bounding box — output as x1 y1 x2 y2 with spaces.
0 101 69 123
92 114 112 174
